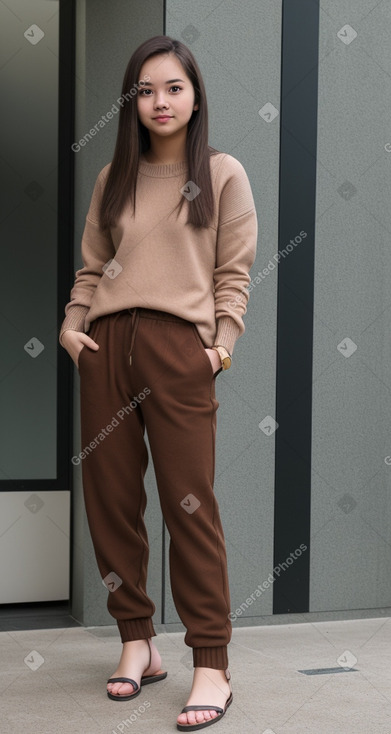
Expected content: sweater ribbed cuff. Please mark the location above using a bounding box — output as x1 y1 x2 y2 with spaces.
59 305 90 347
214 316 241 356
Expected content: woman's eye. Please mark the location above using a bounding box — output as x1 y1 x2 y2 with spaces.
138 86 182 95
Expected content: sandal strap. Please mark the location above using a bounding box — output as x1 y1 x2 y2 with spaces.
107 676 139 691
180 667 232 714
107 638 152 691
181 705 223 714
146 637 152 670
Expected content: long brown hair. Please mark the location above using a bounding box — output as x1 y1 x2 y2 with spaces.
99 35 220 231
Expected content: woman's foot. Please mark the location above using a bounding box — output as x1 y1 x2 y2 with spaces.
177 667 232 728
107 638 164 698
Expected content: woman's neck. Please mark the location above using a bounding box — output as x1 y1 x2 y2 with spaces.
144 131 187 165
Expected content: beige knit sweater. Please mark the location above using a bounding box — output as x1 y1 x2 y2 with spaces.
59 151 258 355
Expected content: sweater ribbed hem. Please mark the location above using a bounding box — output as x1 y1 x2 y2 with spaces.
59 305 90 346
193 646 229 670
117 617 156 643
214 316 241 356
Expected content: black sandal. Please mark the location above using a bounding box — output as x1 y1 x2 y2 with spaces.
177 668 233 731
107 638 167 701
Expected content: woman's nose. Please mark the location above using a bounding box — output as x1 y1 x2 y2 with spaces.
154 92 168 107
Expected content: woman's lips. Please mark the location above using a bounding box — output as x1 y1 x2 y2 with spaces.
153 116 172 122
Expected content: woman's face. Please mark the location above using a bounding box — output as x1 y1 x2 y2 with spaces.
137 53 198 140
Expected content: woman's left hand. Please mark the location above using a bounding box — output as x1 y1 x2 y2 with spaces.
205 348 221 375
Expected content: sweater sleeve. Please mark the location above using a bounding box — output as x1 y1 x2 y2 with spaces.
59 166 115 346
213 155 258 355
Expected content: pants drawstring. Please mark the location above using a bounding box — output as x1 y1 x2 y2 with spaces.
128 308 140 365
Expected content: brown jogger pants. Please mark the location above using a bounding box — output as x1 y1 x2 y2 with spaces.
78 307 232 670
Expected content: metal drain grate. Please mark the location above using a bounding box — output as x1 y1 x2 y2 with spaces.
298 667 359 675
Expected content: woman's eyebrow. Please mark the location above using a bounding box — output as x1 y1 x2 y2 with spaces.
140 78 185 86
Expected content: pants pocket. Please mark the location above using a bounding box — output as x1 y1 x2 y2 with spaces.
77 344 86 371
191 325 222 379
77 317 102 372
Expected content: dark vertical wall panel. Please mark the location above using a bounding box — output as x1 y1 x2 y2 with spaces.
273 0 320 613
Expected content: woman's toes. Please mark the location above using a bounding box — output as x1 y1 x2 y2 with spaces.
196 710 217 723
177 712 191 726
177 710 217 726
118 682 136 696
185 711 198 726
107 681 137 696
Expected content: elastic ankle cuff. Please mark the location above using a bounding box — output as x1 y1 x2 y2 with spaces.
193 646 229 670
117 618 156 642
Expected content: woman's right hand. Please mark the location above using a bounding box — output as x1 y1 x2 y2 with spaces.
61 330 99 369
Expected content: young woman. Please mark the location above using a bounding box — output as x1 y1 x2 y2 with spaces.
60 35 257 731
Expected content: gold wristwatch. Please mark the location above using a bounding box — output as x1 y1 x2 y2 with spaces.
211 345 232 370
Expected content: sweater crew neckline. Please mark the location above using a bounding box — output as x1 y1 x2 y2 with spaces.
138 154 188 177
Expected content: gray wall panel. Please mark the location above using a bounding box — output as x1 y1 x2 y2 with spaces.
310 4 391 611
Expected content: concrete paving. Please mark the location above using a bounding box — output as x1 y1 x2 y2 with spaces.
1 616 391 733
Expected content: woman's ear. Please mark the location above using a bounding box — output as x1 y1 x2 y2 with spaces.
193 102 199 111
